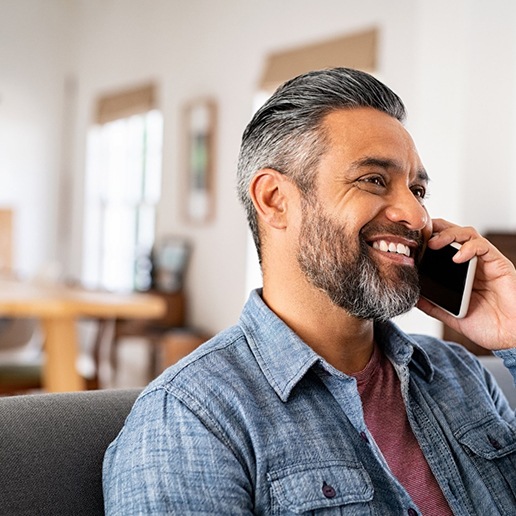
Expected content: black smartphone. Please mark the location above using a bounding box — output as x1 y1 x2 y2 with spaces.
418 242 477 318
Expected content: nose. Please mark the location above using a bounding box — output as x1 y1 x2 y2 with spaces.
384 188 429 231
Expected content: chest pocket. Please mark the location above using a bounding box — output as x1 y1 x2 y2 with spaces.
455 415 516 505
268 461 373 515
456 415 516 458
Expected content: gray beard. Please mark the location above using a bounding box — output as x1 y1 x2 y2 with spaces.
297 199 421 322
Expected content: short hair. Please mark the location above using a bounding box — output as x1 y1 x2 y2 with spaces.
236 67 406 262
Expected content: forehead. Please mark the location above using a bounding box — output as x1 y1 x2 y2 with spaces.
319 107 425 177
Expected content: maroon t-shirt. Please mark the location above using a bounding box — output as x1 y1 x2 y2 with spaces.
352 344 453 515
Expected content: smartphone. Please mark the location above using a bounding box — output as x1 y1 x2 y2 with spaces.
418 242 477 318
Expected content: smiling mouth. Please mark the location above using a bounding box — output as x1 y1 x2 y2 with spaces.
371 240 412 257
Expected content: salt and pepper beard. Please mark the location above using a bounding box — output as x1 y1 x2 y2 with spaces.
297 197 422 322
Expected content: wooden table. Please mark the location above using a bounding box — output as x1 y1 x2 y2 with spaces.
0 279 166 392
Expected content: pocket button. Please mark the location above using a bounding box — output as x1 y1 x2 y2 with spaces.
488 436 502 450
322 482 336 499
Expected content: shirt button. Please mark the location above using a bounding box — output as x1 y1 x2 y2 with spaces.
359 431 369 443
322 482 336 499
407 508 418 516
488 436 502 450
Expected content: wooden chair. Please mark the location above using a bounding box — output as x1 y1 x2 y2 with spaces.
0 318 41 395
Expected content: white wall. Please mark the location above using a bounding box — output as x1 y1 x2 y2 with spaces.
70 0 422 334
397 0 516 337
0 0 74 276
3 0 516 337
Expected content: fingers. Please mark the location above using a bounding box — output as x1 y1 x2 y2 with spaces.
428 219 479 247
427 218 492 263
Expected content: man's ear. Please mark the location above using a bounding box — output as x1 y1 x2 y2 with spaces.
249 169 294 230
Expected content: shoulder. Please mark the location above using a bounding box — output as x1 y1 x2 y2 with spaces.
133 324 261 417
409 332 484 373
407 333 508 403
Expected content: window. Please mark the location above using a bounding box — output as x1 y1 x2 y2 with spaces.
83 107 163 292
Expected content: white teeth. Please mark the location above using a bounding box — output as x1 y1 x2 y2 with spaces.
397 243 410 256
372 240 410 257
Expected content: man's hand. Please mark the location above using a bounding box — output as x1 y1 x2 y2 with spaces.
417 218 516 351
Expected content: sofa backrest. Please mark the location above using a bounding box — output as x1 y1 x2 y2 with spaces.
0 388 140 515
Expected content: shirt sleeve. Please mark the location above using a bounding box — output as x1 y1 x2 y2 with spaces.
492 348 516 412
494 348 516 382
102 387 254 515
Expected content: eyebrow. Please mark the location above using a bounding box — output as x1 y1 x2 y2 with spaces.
350 156 430 183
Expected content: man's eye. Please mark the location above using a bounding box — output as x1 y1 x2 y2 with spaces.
359 176 386 188
411 185 427 200
354 175 387 195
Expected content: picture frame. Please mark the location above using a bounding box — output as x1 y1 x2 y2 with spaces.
182 98 217 223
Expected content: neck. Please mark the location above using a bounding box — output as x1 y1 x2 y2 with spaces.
261 279 375 375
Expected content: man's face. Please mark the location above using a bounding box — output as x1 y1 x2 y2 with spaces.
296 107 432 321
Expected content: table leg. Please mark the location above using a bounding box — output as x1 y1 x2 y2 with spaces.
41 317 86 392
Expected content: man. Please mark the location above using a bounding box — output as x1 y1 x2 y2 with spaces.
103 68 516 515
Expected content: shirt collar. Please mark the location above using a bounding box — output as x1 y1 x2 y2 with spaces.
238 289 434 402
375 319 434 382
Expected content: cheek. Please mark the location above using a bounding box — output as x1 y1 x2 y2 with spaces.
422 209 433 241
350 201 389 232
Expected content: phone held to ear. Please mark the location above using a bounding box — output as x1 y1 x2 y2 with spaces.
418 242 478 319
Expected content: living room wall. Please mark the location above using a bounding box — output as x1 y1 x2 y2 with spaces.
69 0 422 334
0 0 73 276
3 0 516 338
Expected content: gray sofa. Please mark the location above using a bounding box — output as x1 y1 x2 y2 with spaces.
0 359 513 516
0 388 140 515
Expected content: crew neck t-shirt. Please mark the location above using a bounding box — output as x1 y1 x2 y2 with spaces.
352 344 453 515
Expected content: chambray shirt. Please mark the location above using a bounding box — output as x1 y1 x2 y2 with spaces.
103 289 516 515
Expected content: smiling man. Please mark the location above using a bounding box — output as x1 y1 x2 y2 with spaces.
103 68 516 515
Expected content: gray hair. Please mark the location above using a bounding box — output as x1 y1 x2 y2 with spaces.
236 67 406 262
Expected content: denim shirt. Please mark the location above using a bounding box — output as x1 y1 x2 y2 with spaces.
103 289 516 515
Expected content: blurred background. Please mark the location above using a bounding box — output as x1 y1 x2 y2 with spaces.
1 0 516 390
